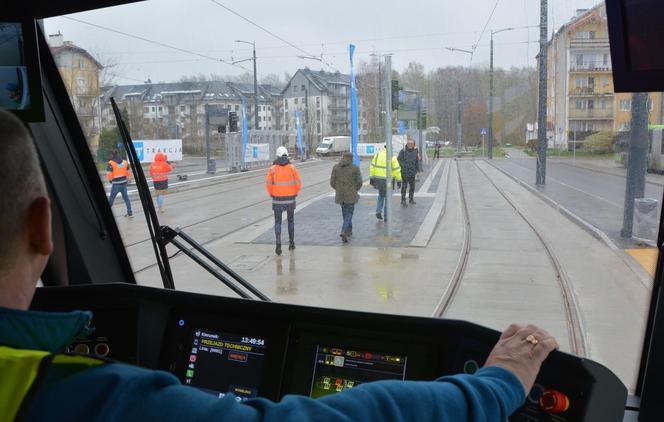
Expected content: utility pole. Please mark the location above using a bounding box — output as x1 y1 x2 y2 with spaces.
305 86 310 159
445 47 473 153
384 55 393 237
489 33 494 159
252 42 259 131
536 0 548 185
457 84 463 152
488 27 514 160
621 92 649 238
234 40 259 130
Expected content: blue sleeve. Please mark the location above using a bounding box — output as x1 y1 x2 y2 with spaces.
29 364 524 422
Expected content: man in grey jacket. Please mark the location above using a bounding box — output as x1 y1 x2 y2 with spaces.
330 152 363 243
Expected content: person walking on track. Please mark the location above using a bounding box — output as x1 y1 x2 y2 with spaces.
266 146 302 255
107 150 133 217
397 138 422 206
330 152 363 243
149 152 174 213
369 144 401 220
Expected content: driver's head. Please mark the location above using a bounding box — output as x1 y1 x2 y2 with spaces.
0 110 52 309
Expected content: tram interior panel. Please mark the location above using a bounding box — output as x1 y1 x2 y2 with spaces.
31 284 627 421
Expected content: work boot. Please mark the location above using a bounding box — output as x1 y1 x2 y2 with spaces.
376 212 383 220
409 198 416 205
288 241 296 251
340 233 348 243
401 198 407 207
275 243 282 256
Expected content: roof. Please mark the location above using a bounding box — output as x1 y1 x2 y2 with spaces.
282 68 351 95
101 80 277 104
50 41 103 69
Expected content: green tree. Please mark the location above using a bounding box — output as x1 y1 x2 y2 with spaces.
97 127 121 162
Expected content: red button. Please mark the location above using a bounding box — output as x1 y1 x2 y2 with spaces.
539 389 570 413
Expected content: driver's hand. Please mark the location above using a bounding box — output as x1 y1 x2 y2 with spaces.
484 324 559 394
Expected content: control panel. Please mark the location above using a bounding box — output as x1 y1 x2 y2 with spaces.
31 284 627 421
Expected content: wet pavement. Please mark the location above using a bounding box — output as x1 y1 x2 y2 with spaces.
491 157 664 248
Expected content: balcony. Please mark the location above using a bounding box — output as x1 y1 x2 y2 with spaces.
76 106 97 117
568 108 614 120
570 64 612 73
569 37 609 49
569 87 613 97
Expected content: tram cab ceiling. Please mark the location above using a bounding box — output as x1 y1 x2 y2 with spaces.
7 0 143 18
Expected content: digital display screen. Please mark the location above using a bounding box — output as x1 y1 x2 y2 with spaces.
184 328 267 401
309 345 407 398
0 22 31 111
622 0 664 71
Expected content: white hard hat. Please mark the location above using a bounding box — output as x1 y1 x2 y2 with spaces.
276 146 289 157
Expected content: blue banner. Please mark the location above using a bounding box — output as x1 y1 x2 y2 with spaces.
349 44 359 165
399 120 405 135
295 111 304 157
241 102 248 165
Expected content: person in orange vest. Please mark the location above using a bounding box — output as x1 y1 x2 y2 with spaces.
107 150 133 217
149 152 174 212
266 146 302 255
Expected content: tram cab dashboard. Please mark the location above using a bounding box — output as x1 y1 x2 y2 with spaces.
31 283 626 421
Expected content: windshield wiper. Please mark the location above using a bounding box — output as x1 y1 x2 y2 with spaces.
110 98 270 301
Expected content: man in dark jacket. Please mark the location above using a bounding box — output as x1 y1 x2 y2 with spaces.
397 138 422 206
330 152 363 243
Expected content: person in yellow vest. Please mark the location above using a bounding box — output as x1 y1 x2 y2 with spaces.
107 150 133 217
369 144 401 220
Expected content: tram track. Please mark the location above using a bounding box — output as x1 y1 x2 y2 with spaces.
433 159 588 357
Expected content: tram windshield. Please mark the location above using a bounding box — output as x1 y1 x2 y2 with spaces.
44 0 659 393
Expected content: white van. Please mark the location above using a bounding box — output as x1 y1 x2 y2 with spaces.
316 136 351 155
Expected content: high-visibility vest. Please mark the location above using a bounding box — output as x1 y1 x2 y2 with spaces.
107 160 130 182
369 149 402 181
149 156 173 182
266 164 302 202
0 345 105 420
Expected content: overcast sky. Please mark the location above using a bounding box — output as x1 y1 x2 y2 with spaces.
44 0 602 85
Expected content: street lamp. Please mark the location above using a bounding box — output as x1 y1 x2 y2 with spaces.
446 47 474 152
234 40 259 131
488 27 514 159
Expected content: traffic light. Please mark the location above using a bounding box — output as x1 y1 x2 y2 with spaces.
229 112 238 132
419 107 427 130
391 80 400 110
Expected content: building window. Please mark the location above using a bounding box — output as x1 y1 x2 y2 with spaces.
317 123 321 133
587 100 594 109
576 54 583 66
262 105 265 111
79 59 85 69
268 106 272 111
575 100 584 109
268 116 271 122
294 98 298 104
158 106 163 112
286 124 289 131
620 100 632 111
285 112 289 121
619 122 631 131
151 106 156 112
316 110 321 120
235 105 240 111
301 85 306 91
284 100 288 110
143 106 149 113
180 105 186 111
316 97 321 108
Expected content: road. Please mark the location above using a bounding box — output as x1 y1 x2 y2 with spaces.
492 156 664 247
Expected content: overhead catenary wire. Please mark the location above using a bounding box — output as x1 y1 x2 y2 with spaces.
207 0 336 70
470 0 502 65
62 16 246 70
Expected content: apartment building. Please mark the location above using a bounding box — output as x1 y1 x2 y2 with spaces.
547 4 662 147
48 32 103 151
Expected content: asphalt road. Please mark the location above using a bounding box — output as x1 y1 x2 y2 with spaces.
492 158 664 247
